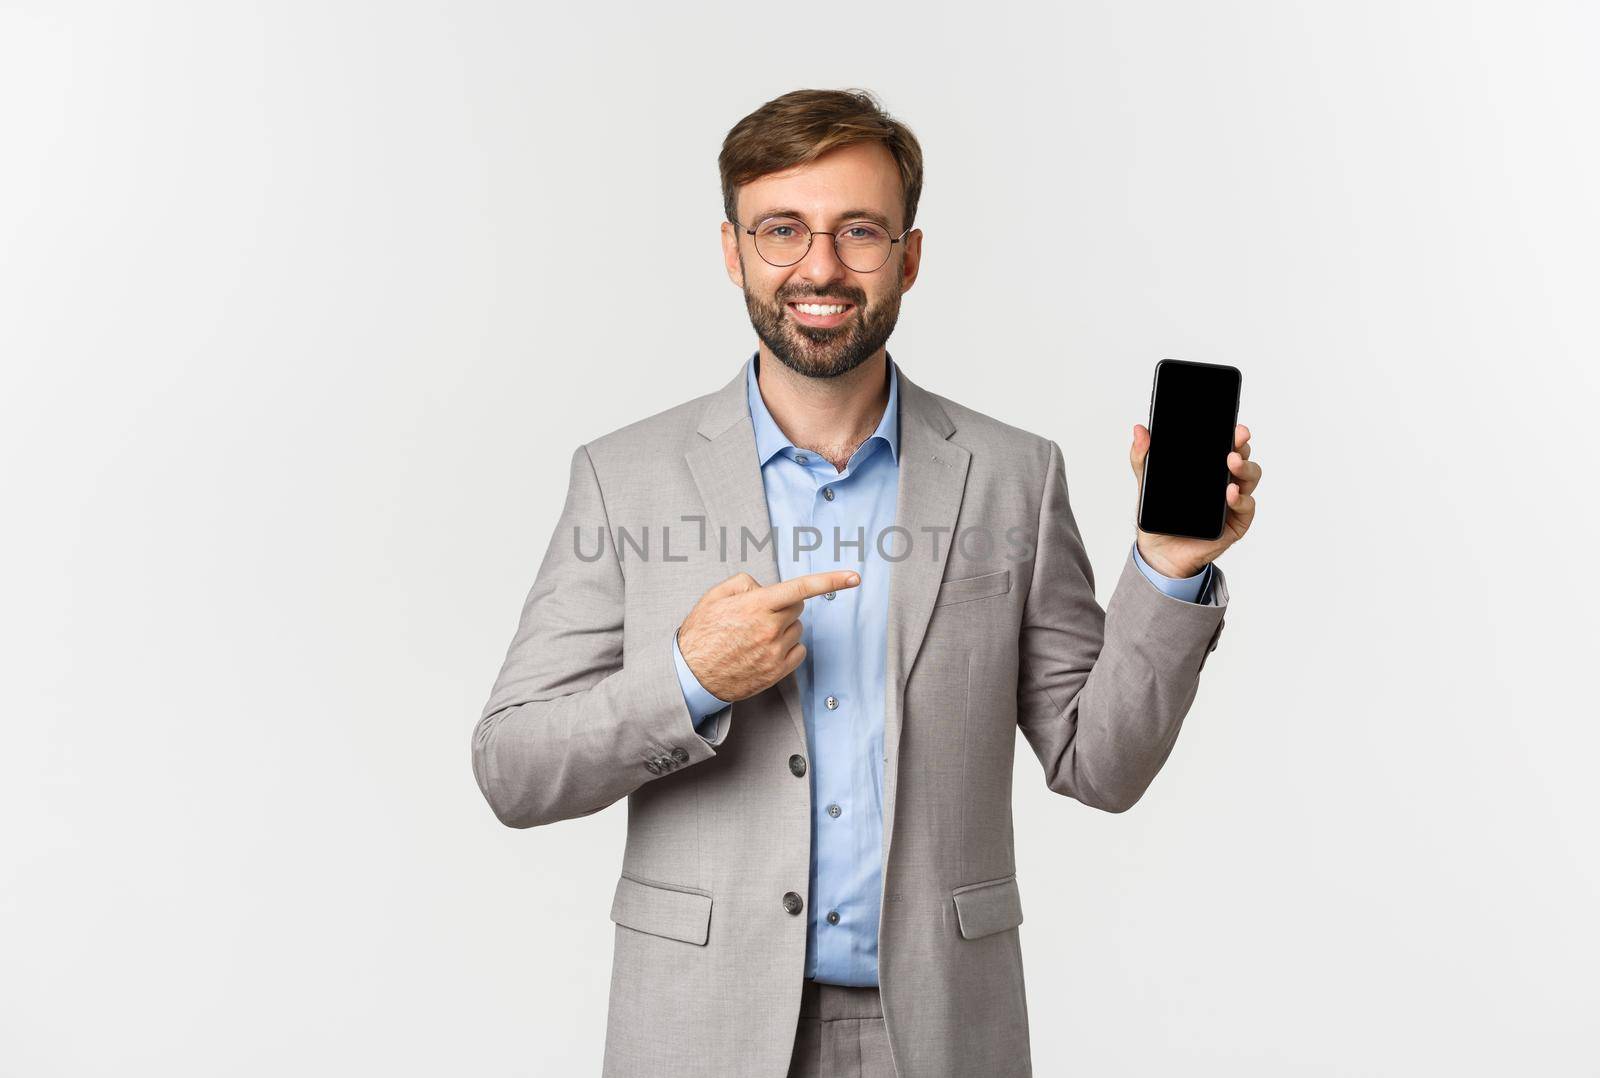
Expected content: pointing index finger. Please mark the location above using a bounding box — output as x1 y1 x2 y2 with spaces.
763 569 862 610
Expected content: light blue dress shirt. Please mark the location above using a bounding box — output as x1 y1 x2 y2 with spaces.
669 352 1212 985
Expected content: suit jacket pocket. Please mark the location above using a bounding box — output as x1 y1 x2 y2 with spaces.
609 873 713 945
951 873 1024 940
934 568 1012 608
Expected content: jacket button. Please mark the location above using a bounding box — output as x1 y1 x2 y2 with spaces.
645 759 661 775
670 746 689 763
783 891 804 915
788 754 806 777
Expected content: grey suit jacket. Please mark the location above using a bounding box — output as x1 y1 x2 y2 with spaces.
472 358 1229 1077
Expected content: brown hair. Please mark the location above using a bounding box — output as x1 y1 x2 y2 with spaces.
719 88 925 233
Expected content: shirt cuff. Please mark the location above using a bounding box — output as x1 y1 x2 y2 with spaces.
672 628 731 736
1131 541 1212 605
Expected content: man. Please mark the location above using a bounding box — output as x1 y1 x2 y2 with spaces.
472 88 1260 1078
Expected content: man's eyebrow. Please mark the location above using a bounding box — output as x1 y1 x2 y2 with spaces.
750 207 894 229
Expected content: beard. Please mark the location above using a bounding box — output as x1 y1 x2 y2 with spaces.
742 262 903 380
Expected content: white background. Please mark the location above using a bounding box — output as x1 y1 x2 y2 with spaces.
3 2 1596 1074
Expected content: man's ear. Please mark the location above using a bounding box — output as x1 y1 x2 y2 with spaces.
721 222 745 288
898 228 923 293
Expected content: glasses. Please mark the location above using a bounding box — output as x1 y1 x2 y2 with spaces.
738 215 912 273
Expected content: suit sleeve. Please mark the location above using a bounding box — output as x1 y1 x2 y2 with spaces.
1015 439 1228 813
471 444 722 828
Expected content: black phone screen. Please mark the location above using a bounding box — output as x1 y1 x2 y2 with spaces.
1137 359 1242 541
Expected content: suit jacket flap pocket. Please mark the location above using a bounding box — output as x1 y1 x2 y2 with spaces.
934 568 1012 607
952 874 1024 940
609 875 712 945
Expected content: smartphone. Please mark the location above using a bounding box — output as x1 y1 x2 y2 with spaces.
1136 359 1243 541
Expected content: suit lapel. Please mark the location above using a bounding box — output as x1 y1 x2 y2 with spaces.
882 366 970 854
684 363 808 747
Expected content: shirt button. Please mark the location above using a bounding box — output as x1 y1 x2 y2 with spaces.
783 891 804 915
826 910 840 925
825 695 839 710
827 803 841 818
822 487 835 501
789 754 807 777
824 591 835 600
795 454 808 465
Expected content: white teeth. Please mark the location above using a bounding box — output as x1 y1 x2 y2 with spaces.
794 303 848 315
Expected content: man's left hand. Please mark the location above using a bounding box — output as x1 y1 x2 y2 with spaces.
1129 422 1260 579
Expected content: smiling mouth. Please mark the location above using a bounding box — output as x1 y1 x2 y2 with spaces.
787 301 856 327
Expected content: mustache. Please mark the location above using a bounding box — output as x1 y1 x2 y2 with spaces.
776 290 866 306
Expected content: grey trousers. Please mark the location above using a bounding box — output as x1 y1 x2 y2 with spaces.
786 978 897 1078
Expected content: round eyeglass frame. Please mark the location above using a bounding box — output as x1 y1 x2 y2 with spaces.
737 216 913 273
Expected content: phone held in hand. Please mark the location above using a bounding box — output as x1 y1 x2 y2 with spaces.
1137 358 1243 541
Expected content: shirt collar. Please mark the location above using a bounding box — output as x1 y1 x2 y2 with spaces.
745 352 901 468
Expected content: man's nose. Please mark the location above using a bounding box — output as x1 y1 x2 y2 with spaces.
795 233 848 282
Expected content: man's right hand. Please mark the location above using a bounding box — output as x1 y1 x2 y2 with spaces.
676 569 862 704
